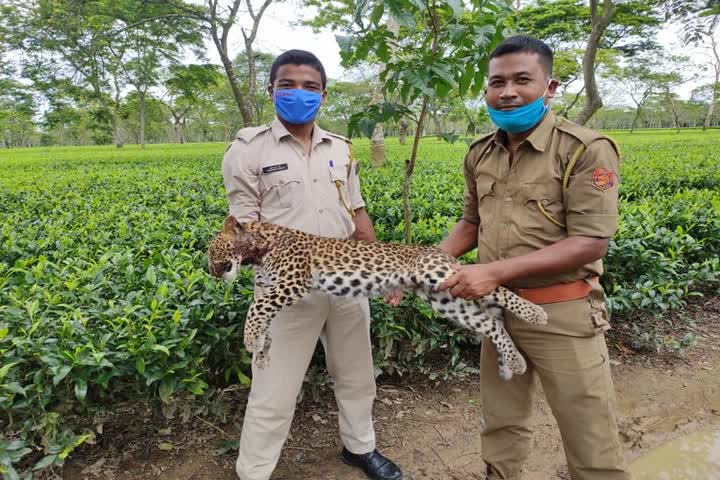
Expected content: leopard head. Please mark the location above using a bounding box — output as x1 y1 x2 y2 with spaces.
207 216 267 282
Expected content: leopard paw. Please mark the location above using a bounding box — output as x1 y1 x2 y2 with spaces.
254 351 270 369
498 362 514 381
509 351 527 376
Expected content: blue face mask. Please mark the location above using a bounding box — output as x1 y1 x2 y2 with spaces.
273 89 323 125
487 84 550 134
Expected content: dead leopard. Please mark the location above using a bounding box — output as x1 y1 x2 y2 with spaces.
208 216 548 380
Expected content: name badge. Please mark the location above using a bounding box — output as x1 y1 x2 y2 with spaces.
262 163 289 174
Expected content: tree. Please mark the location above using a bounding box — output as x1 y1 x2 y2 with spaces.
163 64 223 143
302 2 404 166
233 51 275 124
0 79 35 148
669 0 719 129
108 2 204 148
611 56 668 132
339 0 511 242
318 80 375 134
2 0 118 143
162 0 277 127
513 0 663 125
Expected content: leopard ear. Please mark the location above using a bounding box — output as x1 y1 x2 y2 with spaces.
223 215 243 234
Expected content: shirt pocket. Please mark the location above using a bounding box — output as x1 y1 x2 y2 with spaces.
259 166 303 209
522 182 566 233
475 175 496 232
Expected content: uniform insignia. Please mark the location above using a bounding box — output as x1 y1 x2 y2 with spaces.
262 163 289 174
592 168 614 191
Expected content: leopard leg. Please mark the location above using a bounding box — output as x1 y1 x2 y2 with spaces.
420 289 526 380
481 286 547 326
245 284 308 368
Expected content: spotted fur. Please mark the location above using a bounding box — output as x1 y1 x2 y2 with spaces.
208 216 548 380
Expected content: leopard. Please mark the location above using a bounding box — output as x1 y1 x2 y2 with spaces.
207 215 548 380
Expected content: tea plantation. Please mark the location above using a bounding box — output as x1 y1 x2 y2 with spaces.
1 129 719 476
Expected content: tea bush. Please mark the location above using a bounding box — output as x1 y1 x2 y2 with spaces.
1 129 719 477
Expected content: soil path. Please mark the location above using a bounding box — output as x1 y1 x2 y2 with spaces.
63 298 720 479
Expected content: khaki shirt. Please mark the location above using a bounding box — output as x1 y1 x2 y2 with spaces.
462 111 621 288
222 118 364 239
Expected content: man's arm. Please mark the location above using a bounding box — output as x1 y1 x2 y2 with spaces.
351 207 377 242
438 219 479 258
439 236 609 300
222 141 260 222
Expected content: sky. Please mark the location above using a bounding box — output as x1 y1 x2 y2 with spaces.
191 0 717 104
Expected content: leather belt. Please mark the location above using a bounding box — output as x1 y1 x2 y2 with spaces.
514 277 599 305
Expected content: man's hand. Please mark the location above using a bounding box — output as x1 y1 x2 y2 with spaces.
384 288 404 307
438 264 503 300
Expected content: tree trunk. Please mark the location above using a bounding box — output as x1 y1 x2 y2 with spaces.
174 119 182 143
704 74 719 130
667 91 681 133
403 96 428 243
209 19 253 127
705 30 720 130
630 106 641 133
112 74 123 148
370 82 385 167
574 0 613 125
139 89 146 149
560 85 585 118
398 119 409 145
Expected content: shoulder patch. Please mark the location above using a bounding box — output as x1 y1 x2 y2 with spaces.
236 124 271 144
592 168 615 191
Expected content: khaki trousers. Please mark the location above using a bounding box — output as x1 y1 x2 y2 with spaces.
236 289 377 480
481 283 630 480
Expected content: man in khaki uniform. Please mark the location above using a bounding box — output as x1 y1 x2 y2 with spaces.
221 50 402 480
439 36 629 480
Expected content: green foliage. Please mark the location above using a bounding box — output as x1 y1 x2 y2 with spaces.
1 129 719 475
339 0 512 138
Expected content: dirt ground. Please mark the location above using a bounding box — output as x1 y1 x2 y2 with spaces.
61 297 720 480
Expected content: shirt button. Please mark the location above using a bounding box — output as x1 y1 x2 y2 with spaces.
318 209 324 213
313 178 318 183
501 223 508 229
505 196 512 202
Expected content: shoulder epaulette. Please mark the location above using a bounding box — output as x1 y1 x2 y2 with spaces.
467 131 495 151
235 124 272 144
555 116 620 157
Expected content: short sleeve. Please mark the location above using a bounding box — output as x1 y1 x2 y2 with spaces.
221 141 261 222
346 145 366 210
564 138 621 237
462 150 480 225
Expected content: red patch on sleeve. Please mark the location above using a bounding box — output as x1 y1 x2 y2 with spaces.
592 168 614 191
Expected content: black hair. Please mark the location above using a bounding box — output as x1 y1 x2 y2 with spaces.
269 49 327 88
489 35 554 76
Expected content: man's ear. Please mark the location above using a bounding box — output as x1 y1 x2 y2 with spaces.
223 215 243 234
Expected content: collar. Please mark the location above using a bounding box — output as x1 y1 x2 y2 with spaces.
270 117 332 147
492 109 556 153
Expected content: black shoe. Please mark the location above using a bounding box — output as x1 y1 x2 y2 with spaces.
340 447 403 480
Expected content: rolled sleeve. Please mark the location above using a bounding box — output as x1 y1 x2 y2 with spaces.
347 160 366 210
221 141 261 222
565 139 621 237
462 152 480 225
